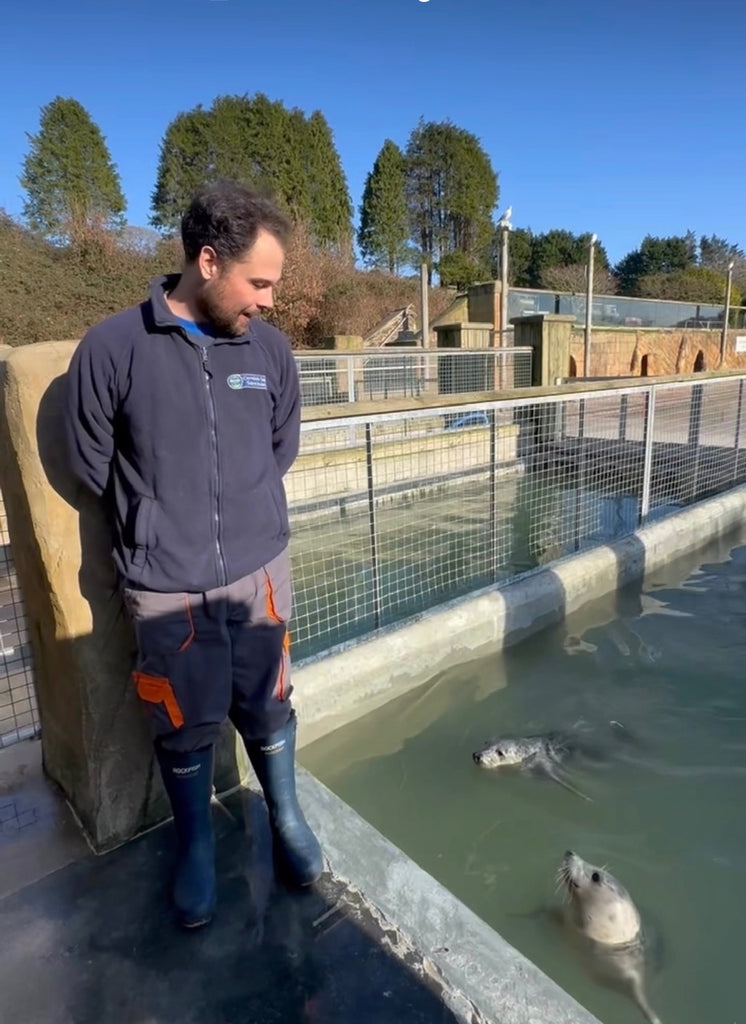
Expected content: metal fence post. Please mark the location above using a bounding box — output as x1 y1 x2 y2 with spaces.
420 261 430 349
489 409 498 581
583 233 597 377
720 261 734 366
365 422 381 629
619 394 629 441
734 378 744 481
640 386 656 521
347 358 356 403
573 399 586 552
687 383 704 501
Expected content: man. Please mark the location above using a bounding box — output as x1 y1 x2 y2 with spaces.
66 180 323 930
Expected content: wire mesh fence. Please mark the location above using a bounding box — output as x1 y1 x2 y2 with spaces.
2 372 746 745
287 375 746 660
0 501 39 748
294 347 533 405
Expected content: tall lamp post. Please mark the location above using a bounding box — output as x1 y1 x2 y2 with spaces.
497 206 513 346
583 232 598 378
720 260 735 367
420 261 429 349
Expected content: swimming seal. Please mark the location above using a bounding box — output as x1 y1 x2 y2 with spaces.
557 850 663 1024
472 732 592 801
472 720 635 801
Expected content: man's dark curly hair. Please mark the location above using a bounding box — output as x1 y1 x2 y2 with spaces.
180 179 291 264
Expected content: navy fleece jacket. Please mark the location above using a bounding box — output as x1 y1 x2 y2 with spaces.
66 274 301 593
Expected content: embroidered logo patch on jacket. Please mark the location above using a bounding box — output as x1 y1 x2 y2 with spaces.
227 373 268 390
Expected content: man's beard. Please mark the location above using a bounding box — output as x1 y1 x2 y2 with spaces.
196 282 249 338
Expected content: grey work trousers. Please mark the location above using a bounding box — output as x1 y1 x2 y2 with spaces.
122 549 294 753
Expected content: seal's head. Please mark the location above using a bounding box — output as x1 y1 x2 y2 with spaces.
472 736 544 769
558 850 641 946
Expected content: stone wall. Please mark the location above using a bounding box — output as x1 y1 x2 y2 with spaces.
569 327 746 378
440 279 746 381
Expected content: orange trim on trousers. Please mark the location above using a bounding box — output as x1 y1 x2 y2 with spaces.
263 568 290 701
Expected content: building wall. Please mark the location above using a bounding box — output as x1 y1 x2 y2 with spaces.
568 327 746 378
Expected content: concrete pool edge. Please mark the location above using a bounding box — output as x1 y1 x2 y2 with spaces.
292 484 746 748
292 767 603 1024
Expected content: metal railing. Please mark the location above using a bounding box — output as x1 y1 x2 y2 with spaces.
286 374 746 660
294 347 533 405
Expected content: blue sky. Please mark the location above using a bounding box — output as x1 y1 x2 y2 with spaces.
3 0 744 265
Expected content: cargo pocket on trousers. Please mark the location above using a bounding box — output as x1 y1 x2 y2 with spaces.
122 590 196 656
133 671 185 730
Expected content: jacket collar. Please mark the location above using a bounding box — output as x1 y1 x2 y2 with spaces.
148 274 253 343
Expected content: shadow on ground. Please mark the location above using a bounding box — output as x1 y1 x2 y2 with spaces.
0 746 461 1024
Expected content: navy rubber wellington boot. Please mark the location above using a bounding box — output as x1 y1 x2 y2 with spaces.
155 743 216 929
245 711 323 887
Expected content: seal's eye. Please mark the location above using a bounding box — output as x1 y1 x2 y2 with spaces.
591 871 601 883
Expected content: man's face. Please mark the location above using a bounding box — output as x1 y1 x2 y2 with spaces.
196 228 285 336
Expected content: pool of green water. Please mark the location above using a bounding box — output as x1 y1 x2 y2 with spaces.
300 530 746 1024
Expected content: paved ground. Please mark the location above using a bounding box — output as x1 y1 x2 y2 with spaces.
0 739 462 1024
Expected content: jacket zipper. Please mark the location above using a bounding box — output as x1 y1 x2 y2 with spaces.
200 345 228 586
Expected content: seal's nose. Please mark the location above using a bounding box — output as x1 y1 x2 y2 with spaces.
565 849 574 858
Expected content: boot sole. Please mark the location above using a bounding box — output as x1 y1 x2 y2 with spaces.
273 849 324 888
178 912 214 930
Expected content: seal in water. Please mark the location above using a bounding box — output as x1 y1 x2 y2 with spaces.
472 731 592 801
557 850 663 1024
471 721 636 801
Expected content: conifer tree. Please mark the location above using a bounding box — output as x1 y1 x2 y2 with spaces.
404 118 498 285
151 97 352 252
302 111 353 253
358 140 409 272
150 107 214 233
21 97 126 240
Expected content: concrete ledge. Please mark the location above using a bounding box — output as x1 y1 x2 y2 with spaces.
295 769 602 1024
293 485 746 747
